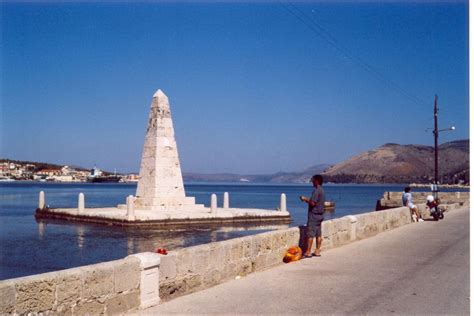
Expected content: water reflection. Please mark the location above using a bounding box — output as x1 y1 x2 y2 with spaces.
76 226 86 249
127 237 134 255
37 222 46 240
36 218 289 256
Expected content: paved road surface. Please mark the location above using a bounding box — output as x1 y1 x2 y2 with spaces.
139 207 469 314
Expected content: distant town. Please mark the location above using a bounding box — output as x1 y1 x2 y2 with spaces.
0 159 138 183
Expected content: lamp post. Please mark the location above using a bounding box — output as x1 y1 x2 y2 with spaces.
432 95 455 198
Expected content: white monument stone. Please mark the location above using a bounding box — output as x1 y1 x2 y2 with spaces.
134 89 200 211
78 193 85 213
38 191 45 210
279 193 287 212
223 192 229 209
210 193 217 213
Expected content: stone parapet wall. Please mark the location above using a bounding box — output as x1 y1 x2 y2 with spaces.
158 204 432 301
0 256 142 314
158 228 301 300
1 202 464 313
376 191 469 210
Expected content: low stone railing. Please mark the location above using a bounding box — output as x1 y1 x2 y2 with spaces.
158 204 415 300
0 253 162 314
0 203 464 313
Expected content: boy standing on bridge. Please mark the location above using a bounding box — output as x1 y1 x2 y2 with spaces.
300 174 325 258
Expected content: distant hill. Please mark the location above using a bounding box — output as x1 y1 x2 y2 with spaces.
1 159 101 173
323 139 469 184
0 159 67 171
183 164 332 184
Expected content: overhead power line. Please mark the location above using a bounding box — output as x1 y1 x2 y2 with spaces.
279 1 425 106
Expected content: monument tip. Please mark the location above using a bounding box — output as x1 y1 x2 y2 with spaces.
153 89 167 98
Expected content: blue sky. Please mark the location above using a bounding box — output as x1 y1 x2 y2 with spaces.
1 1 469 174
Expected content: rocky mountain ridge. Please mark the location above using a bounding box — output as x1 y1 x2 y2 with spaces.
322 139 469 184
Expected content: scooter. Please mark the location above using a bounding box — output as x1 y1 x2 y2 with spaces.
426 195 444 221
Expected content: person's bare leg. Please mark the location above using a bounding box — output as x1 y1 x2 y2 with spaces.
313 237 322 256
305 237 314 256
414 206 422 221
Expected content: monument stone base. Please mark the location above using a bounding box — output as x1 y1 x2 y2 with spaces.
35 206 291 227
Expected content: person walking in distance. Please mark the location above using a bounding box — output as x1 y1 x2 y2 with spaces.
300 174 326 258
402 186 424 222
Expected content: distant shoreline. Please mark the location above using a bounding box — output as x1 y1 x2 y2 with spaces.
0 179 469 189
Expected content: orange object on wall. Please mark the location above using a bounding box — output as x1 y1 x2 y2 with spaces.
283 246 302 263
155 248 168 255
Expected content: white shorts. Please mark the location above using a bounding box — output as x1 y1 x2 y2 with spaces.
408 203 416 209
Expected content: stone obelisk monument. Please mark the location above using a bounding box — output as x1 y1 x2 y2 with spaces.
36 88 291 225
134 89 199 210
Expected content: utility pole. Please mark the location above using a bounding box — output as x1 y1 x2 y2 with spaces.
431 95 455 198
433 95 439 187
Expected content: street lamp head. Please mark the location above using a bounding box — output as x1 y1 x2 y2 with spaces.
438 126 456 132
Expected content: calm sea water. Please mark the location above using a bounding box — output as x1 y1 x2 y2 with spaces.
0 182 467 280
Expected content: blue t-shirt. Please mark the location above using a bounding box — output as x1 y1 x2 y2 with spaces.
402 192 413 207
309 186 325 215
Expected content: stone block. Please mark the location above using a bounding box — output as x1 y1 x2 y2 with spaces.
252 254 268 272
389 218 399 229
334 217 350 232
230 240 243 261
336 230 351 245
250 235 264 258
82 263 114 299
323 220 334 237
176 249 195 275
223 242 233 263
192 248 211 273
356 217 380 239
347 215 358 241
0 281 16 313
366 213 377 225
321 236 332 250
184 274 202 291
105 291 140 314
273 231 287 249
286 228 300 245
114 257 140 293
356 215 366 228
73 300 104 314
376 212 385 224
15 277 55 314
267 248 285 266
206 245 225 270
242 239 252 258
159 254 177 282
131 252 161 309
222 262 238 280
236 258 253 276
160 280 185 299
259 234 273 254
55 270 82 309
203 269 222 287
